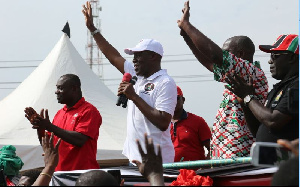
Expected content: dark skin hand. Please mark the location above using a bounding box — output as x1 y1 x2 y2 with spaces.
277 139 299 156
225 72 292 132
25 107 45 144
177 1 223 67
117 81 172 131
32 132 61 186
82 1 125 73
132 133 164 186
224 71 255 99
24 107 89 147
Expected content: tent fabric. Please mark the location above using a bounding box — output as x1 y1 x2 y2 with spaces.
0 34 128 170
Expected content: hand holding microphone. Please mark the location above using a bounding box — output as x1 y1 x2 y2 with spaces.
116 73 137 108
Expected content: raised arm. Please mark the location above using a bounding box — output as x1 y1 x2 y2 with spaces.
178 1 223 68
82 1 125 74
32 133 61 186
180 27 215 72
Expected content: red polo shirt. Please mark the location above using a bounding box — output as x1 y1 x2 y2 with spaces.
170 111 212 162
51 97 102 171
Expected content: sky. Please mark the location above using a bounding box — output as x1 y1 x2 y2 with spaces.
0 0 298 126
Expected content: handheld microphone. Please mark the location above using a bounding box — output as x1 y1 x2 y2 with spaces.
116 73 132 107
116 73 138 108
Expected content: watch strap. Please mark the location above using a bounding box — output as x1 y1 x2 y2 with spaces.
91 29 100 36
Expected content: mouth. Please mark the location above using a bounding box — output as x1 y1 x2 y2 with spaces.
134 64 139 72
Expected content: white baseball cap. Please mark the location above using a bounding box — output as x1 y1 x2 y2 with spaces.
124 39 164 57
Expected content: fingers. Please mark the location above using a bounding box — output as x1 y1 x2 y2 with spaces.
157 144 162 159
132 160 141 168
45 109 49 120
147 137 155 155
136 139 145 157
32 125 39 129
291 139 299 147
49 132 54 148
224 85 234 93
45 131 50 148
40 109 44 118
249 76 254 86
54 138 61 152
277 139 294 151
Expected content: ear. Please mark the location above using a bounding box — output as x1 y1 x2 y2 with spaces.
149 53 157 60
182 97 186 104
289 54 299 64
71 85 78 92
238 50 245 59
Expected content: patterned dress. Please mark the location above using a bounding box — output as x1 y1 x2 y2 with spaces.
210 50 268 159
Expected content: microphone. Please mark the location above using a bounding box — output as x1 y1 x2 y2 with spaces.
116 73 138 108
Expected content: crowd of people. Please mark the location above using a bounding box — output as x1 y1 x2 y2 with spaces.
0 0 298 186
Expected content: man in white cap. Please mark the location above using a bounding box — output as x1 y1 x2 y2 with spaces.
82 2 177 164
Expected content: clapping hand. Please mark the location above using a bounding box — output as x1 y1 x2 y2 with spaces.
24 107 40 128
25 108 51 129
225 71 255 99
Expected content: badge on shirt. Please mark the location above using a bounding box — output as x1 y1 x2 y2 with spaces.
71 113 78 124
144 83 155 91
275 90 283 101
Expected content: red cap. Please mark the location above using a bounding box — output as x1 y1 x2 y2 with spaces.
177 86 183 96
259 34 299 54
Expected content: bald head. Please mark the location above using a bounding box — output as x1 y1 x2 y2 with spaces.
75 170 119 186
222 36 255 63
60 74 81 88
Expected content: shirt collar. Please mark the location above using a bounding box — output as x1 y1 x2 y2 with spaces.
179 109 188 121
139 69 167 81
273 75 298 89
63 97 85 111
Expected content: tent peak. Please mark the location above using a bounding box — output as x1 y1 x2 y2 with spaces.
62 21 70 38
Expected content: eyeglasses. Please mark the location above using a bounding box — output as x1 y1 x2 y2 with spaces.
271 53 290 60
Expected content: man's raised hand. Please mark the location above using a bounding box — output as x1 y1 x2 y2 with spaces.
177 1 190 29
82 1 97 32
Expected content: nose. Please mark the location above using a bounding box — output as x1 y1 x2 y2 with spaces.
55 90 59 95
132 57 137 64
268 58 273 64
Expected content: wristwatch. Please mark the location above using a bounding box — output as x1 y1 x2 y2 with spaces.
91 29 100 36
244 95 255 106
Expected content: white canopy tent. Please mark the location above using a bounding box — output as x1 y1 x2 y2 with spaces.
0 34 128 170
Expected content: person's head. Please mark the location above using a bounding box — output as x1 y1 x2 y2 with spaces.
55 74 82 107
222 36 255 63
124 39 163 77
18 169 41 186
75 170 119 186
259 34 299 80
174 86 185 115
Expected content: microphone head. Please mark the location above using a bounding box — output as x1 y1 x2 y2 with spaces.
130 76 138 85
122 73 132 82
